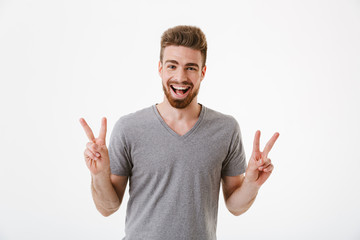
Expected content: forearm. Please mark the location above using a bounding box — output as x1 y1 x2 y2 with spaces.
91 171 121 216
225 178 260 216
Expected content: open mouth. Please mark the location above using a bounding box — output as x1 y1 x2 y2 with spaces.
170 85 191 97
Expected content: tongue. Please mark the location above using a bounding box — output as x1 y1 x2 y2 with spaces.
175 89 185 95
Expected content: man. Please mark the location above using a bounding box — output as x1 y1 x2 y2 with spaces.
80 25 279 240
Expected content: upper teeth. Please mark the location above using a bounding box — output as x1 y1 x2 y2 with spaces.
173 86 189 90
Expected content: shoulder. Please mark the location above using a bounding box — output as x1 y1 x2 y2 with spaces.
204 105 239 129
112 105 155 135
200 105 242 143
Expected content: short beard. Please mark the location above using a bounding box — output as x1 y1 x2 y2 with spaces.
162 82 199 109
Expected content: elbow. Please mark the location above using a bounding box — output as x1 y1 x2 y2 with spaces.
98 208 117 217
231 211 242 217
100 210 115 217
227 195 257 216
96 204 120 217
227 201 253 216
229 209 247 216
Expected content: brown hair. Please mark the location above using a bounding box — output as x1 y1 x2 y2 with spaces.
160 25 207 68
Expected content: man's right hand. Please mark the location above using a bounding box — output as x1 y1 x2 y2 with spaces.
79 117 110 176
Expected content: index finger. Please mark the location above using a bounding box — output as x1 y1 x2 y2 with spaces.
79 118 96 142
263 132 280 157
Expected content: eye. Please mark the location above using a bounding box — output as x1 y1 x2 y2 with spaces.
167 65 176 69
187 67 197 71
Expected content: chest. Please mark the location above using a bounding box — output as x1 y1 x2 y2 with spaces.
128 130 230 177
163 119 198 136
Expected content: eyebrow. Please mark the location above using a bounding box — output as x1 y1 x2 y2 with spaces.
164 60 199 68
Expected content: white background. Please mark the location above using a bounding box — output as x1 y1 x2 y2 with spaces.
1 0 359 239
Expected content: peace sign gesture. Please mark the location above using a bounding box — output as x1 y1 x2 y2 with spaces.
79 117 110 176
245 130 280 187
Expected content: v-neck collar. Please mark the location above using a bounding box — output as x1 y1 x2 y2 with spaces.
152 103 206 140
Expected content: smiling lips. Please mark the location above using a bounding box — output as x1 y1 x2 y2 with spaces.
170 84 191 98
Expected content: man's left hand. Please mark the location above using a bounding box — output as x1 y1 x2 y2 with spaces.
245 130 280 187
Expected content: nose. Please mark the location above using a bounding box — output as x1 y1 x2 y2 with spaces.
174 68 187 82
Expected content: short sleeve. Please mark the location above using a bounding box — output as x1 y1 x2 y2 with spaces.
108 119 133 176
221 119 247 177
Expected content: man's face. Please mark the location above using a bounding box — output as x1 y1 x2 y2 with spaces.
159 45 206 109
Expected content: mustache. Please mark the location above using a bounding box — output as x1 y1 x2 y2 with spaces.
167 80 194 87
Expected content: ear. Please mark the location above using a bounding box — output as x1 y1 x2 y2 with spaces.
200 65 207 81
158 61 163 76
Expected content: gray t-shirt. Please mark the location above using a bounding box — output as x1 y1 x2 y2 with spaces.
109 103 247 240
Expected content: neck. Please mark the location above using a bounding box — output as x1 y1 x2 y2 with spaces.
156 96 201 121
